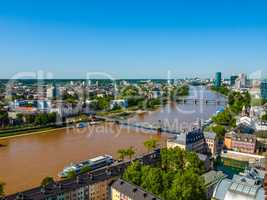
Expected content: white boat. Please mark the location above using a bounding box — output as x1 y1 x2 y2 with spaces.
58 155 113 178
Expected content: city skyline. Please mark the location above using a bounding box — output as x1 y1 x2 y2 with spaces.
0 0 267 78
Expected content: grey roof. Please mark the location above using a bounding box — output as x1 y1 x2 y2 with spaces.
213 169 265 200
204 131 216 140
112 179 161 200
175 129 204 145
202 170 226 187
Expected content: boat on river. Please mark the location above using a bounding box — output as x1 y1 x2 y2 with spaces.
58 155 113 178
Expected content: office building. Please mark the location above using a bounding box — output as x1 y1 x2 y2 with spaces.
235 73 247 90
230 75 238 86
260 79 267 100
214 72 222 88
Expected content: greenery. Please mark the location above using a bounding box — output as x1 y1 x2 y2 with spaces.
96 96 113 110
0 111 58 130
144 139 158 153
256 131 267 138
211 125 226 140
0 126 60 138
117 149 127 161
0 181 4 197
145 98 162 109
171 85 189 100
210 85 230 96
251 98 263 106
212 108 236 127
62 92 79 105
0 110 8 128
126 97 144 107
121 85 140 97
210 90 252 140
80 165 91 174
261 114 267 121
117 147 136 161
66 171 77 179
34 112 57 126
123 147 206 200
228 91 251 114
41 176 54 186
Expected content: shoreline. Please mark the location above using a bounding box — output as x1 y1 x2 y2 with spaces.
0 127 67 140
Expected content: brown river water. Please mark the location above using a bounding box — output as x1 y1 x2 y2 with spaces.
0 86 225 194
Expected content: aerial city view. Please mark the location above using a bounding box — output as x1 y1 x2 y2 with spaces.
0 1 267 200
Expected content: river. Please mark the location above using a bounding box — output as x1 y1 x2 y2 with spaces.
0 86 225 194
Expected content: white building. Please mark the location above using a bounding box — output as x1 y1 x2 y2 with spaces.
110 99 128 109
213 168 265 200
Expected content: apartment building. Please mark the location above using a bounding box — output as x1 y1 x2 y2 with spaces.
224 131 256 154
111 179 161 200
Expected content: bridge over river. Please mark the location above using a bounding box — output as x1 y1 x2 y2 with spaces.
177 98 228 105
94 115 211 135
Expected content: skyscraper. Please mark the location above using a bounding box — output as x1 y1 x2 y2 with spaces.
260 80 267 100
230 75 238 86
214 72 222 88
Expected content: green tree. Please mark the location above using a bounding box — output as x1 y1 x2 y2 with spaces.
25 114 35 124
41 176 54 186
0 181 5 197
160 147 186 172
121 85 139 97
212 109 235 127
117 149 127 161
167 170 206 200
80 166 91 174
212 125 226 140
140 167 163 195
261 114 267 121
122 147 206 200
126 147 135 160
185 151 205 174
16 113 24 123
47 112 57 123
0 110 8 128
34 113 49 125
123 161 142 185
228 91 251 114
144 139 158 153
66 171 76 179
97 97 110 110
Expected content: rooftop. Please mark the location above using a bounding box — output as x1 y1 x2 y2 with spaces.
213 168 265 200
175 128 204 145
202 170 227 187
112 179 161 200
204 131 216 140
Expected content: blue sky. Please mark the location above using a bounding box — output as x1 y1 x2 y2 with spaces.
0 0 267 79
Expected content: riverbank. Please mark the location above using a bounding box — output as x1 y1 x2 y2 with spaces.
0 127 67 140
0 123 167 194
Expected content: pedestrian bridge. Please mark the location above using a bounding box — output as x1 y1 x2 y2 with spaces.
177 98 227 105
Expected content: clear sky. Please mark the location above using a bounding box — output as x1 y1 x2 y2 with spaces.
0 0 267 79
